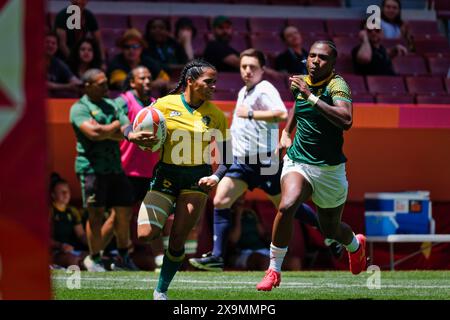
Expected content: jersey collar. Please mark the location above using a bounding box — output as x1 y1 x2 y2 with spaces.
181 93 204 114
304 72 335 87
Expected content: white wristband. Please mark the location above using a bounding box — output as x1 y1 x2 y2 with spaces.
307 94 320 106
209 175 220 183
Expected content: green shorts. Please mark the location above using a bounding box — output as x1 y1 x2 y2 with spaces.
149 162 212 197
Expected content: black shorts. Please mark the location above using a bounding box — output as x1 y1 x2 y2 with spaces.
150 162 212 197
225 156 282 196
78 173 134 208
127 176 151 203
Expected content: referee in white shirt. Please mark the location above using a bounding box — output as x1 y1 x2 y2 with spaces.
189 49 342 271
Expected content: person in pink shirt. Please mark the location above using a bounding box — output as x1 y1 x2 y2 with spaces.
107 65 161 270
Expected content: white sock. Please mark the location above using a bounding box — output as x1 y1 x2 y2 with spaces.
269 243 288 273
344 234 360 253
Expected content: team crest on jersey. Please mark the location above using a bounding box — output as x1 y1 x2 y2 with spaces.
163 179 172 188
201 116 211 126
170 111 182 117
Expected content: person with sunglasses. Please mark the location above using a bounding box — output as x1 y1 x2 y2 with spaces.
352 20 407 76
107 28 170 92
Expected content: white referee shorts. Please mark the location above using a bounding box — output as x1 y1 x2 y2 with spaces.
281 155 348 209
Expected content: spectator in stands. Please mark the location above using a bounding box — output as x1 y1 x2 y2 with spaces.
107 28 170 92
69 38 103 79
380 0 413 49
275 25 308 75
144 18 189 73
226 194 270 271
54 0 105 61
46 31 82 97
50 173 88 269
352 21 407 75
203 16 240 72
69 69 136 271
174 17 197 62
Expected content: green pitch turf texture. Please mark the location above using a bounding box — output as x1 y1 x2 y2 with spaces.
52 270 450 300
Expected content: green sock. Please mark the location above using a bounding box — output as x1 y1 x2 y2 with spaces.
156 249 185 293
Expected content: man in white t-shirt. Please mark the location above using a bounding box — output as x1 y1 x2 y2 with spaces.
189 49 343 271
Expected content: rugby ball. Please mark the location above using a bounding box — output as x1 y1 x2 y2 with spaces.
132 106 167 152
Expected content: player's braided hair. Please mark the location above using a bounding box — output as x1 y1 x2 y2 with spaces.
313 40 338 59
168 59 216 95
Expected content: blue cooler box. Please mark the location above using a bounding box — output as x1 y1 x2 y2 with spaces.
364 191 432 236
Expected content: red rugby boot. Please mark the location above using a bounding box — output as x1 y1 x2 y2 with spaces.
256 269 281 291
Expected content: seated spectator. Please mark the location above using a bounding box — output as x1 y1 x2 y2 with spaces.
203 16 240 72
352 22 407 75
380 0 413 49
275 25 308 75
174 17 197 61
226 195 304 271
226 195 270 271
54 0 105 61
50 173 88 269
69 38 103 79
46 31 82 97
107 28 170 92
144 18 188 72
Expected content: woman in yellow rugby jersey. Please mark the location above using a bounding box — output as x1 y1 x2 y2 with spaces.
126 59 230 300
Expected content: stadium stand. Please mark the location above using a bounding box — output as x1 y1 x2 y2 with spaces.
45 0 450 272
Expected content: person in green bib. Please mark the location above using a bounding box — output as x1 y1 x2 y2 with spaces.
70 69 138 271
257 41 367 291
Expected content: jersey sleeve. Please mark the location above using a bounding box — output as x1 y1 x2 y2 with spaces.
114 96 129 117
115 102 130 126
214 108 229 142
260 84 287 112
151 98 167 115
69 103 92 128
329 77 352 104
69 207 82 225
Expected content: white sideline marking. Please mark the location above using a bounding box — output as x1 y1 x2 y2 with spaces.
52 276 450 289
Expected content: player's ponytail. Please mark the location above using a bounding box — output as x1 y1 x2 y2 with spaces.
168 59 216 95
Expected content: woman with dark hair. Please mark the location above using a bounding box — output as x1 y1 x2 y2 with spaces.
69 38 103 79
125 59 231 300
380 0 412 47
174 17 197 61
144 18 189 71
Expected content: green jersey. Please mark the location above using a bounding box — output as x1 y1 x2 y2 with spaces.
287 73 352 166
70 95 130 174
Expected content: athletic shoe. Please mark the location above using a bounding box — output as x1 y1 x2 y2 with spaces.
256 269 281 291
348 234 367 275
153 290 168 300
111 255 140 271
329 242 344 259
83 255 106 272
188 252 224 271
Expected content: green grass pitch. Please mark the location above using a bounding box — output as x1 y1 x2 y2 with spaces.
52 270 450 300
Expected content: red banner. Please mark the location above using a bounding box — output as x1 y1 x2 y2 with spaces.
0 0 50 299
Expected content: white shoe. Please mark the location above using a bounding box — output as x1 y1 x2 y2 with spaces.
153 289 168 300
83 255 106 272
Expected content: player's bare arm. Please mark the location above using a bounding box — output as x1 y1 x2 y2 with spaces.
291 76 352 131
78 119 121 141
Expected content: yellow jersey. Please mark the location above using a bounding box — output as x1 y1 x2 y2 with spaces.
152 94 229 166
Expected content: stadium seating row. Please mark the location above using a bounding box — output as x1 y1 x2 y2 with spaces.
47 13 443 37
212 73 450 103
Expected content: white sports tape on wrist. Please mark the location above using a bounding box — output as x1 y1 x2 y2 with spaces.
210 175 220 183
307 94 320 105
